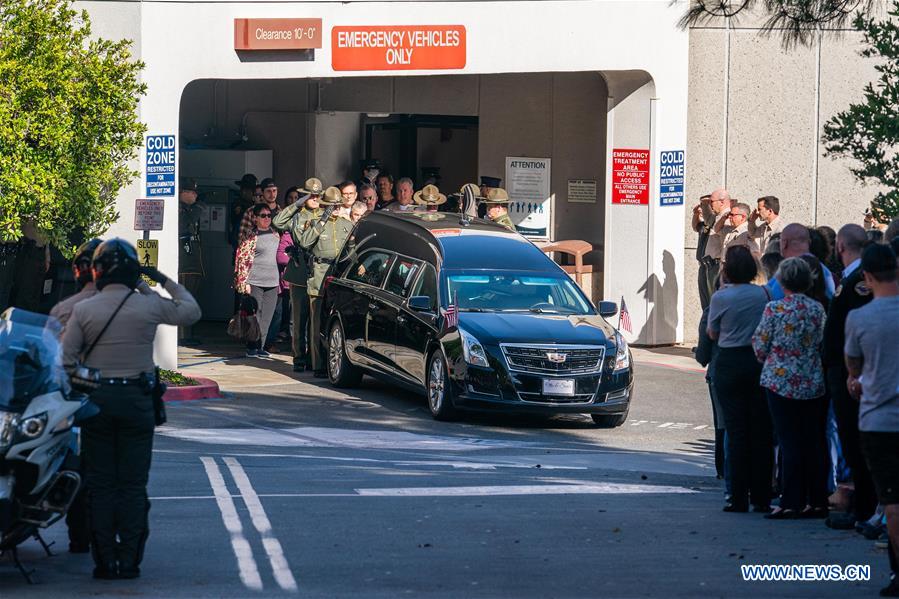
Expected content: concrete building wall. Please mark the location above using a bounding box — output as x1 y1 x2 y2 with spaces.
683 23 880 343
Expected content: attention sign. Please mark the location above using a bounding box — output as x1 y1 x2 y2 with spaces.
234 18 322 50
332 25 466 71
612 149 650 205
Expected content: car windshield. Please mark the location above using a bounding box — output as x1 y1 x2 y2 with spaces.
0 308 68 412
445 271 594 315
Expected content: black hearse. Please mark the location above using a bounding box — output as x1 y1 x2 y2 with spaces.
320 211 633 427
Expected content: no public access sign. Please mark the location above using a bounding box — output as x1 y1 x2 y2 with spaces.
331 25 466 71
612 149 650 205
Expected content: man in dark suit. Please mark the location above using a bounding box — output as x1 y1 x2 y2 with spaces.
823 223 876 529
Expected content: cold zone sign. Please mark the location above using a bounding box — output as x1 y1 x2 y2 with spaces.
332 25 466 71
612 149 650 205
146 135 175 197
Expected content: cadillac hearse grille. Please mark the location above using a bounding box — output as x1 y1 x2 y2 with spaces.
500 344 605 375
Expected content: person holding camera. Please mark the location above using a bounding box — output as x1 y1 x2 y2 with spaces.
61 239 201 580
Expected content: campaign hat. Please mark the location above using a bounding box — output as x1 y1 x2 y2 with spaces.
180 178 198 192
413 184 447 206
300 177 324 195
483 188 511 204
450 183 486 200
319 186 343 206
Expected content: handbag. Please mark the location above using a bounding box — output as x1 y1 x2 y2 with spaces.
69 290 135 393
226 294 261 342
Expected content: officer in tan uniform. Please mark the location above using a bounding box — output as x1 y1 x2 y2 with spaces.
273 177 323 372
48 237 103 554
299 187 353 377
50 238 103 330
61 239 200 579
484 188 516 231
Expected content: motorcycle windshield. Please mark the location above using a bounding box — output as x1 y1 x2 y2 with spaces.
0 308 69 412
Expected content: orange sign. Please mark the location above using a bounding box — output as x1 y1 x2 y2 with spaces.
332 25 466 71
234 18 322 50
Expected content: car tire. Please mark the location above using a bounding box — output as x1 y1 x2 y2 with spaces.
591 409 629 428
426 350 457 421
328 321 362 388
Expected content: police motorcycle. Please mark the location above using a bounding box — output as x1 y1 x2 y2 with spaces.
0 308 97 581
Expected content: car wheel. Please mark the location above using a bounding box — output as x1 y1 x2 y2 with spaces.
591 409 629 428
328 321 362 388
426 350 457 421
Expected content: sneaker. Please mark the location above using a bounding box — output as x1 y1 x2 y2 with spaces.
245 349 258 358
256 349 272 358
859 521 886 540
874 532 889 550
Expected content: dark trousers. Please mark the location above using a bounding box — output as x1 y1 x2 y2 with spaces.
698 261 711 310
82 384 155 570
766 391 829 510
308 295 324 371
290 285 309 367
12 242 46 312
828 367 878 521
713 346 774 508
65 452 90 549
703 260 720 304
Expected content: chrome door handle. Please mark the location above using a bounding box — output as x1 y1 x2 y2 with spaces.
368 302 379 310
396 315 406 324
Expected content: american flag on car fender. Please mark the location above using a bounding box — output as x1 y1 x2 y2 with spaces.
618 296 632 334
441 291 459 331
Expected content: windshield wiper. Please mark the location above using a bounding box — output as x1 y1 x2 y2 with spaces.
459 307 488 312
528 307 559 314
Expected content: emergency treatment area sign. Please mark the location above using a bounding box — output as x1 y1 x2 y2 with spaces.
146 135 176 197
612 149 650 205
332 25 466 71
659 150 685 206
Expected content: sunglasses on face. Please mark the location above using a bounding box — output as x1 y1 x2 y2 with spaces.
257 213 272 218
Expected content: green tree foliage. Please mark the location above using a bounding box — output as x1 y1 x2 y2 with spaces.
679 1 878 48
0 0 146 252
822 4 899 222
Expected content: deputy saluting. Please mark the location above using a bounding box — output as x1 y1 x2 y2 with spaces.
299 186 353 377
61 239 201 580
50 238 103 331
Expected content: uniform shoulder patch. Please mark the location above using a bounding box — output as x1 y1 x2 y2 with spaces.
854 281 872 296
834 284 843 297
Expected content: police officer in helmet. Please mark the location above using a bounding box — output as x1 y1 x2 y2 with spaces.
61 238 201 579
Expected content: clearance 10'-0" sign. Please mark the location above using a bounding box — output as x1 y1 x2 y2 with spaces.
332 25 466 71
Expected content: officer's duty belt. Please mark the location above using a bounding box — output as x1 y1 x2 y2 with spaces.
99 376 145 386
313 257 335 265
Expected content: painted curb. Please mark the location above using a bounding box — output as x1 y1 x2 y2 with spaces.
162 376 220 402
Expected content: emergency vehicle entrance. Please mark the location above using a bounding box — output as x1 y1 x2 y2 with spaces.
178 72 643 324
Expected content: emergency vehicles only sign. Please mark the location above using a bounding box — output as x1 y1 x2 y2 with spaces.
145 135 176 197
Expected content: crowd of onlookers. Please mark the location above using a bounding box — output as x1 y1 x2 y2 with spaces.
692 189 899 596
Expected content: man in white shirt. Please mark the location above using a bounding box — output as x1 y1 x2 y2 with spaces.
748 195 785 254
722 202 761 260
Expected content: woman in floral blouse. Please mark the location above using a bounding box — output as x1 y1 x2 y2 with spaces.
752 257 828 519
234 203 281 358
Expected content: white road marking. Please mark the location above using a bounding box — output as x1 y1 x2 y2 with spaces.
224 457 298 592
693 424 709 430
161 426 540 451
200 456 263 591
355 482 697 497
657 422 674 428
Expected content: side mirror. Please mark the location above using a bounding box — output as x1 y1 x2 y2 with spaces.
408 296 433 313
598 301 618 318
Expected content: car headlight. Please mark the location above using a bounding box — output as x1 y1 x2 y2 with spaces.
18 413 47 440
614 332 630 372
0 412 18 452
459 328 490 368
